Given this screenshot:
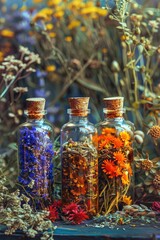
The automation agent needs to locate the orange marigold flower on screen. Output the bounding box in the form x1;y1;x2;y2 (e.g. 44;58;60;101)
101;160;117;178
119;131;130;142
112;137;123;148
114;151;126;163
104;134;116;143
122;195;132;205
102;128;116;135
121;172;130;185
115;166;122;177
98;139;110;150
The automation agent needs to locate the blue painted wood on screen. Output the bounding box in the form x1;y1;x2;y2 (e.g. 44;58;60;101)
0;222;160;240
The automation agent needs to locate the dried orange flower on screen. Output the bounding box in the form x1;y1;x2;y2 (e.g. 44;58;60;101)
99;139;110;149
114;151;126;163
112;137;123;148
102;127;116;135
122;195;132;205
101;160;117;178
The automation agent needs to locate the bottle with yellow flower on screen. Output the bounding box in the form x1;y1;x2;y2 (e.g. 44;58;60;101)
97;97;134;215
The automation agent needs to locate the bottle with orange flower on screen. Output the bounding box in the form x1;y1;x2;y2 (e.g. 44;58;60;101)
97;97;134;215
61;97;98;217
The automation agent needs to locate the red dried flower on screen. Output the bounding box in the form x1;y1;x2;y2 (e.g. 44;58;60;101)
62;202;79;215
48;205;59;222
62;202;89;224
66;209;89;224
152;201;160;213
51;200;62;208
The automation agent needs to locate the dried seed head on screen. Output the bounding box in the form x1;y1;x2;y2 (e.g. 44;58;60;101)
111;60;120;73
153;174;160;189
141;159;153;171
148;125;160;139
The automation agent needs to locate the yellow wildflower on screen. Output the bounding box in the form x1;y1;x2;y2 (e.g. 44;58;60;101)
65;36;72;42
47;0;61;7
68;20;81;30
81;26;87;32
85;1;94;7
97;8;107;16
33;8;53;22
46;23;54;30
0;29;14;38
91;13;98;19
40;8;53;15
33;0;43;3
54;10;64;18
46;65;56;72
81;7;97;15
49;32;56;38
68;1;84;10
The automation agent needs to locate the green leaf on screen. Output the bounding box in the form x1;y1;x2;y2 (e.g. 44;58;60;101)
76;78;107;93
8;143;18;150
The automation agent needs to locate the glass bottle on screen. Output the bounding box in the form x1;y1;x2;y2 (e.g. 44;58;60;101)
61;97;98;217
17;98;54;210
97;97;134;215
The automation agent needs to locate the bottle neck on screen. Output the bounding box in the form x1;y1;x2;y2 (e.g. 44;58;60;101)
26;114;45;122
103;109;124;119
67;108;90;122
25;109;46;122
69;114;88;123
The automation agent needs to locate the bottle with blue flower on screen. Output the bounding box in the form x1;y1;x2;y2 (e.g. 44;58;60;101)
17;98;54;210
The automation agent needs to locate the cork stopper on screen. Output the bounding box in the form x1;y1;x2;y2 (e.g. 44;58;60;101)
25;98;46;119
68;97;90;116
103;97;124;118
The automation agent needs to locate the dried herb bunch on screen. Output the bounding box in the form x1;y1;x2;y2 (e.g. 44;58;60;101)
61;138;98;217
87;203;159;229
106;0;160;124
0;46;41;147
0;174;55;240
0;46;41;100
